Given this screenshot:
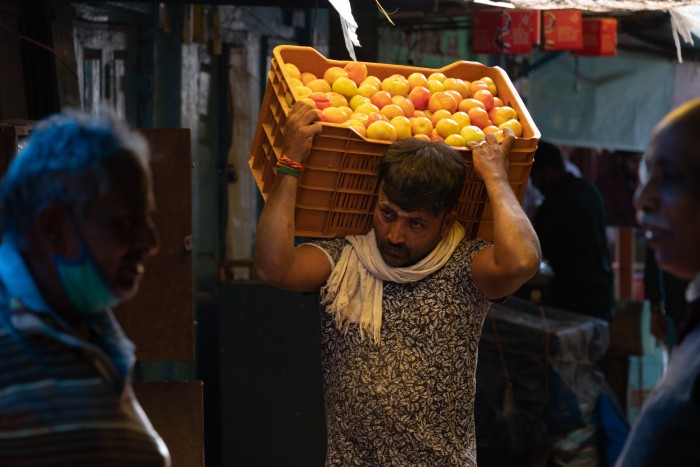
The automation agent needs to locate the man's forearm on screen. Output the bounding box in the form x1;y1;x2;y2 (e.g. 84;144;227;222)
253;172;299;282
484;174;541;277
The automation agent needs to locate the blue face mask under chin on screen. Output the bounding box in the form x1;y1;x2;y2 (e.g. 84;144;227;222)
52;223;119;317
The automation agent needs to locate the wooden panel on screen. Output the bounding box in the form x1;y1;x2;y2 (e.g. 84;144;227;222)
133;381;204;467
115;129;194;361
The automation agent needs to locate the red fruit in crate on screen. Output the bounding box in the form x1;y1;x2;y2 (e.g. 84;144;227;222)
370;91;393;109
407;86;431;111
467;107;492;129
343;61;368;85
473;89;495;111
309;91;331;110
428;92;458;114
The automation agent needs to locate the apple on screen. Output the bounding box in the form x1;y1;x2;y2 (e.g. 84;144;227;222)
428;91;458;114
366;120;397;141
410;116;433;136
349;95;370;110
444;133;466;147
426;79;445;94
493;96;504;108
391;96;415;118
427;72;447;82
326;92;348;108
489;106;517;126
467;107;492;129
356;84;377;98
338;106;354;119
482;125;500;136
361;76;382;89
344;119;367;137
381;75;410;97
370;90;393;109
429;129;444;142
285;63;301;80
413;133;432;142
349;112;370;127
306;78;332;93
407;72;428;90
380;104;405;120
407;86;431;111
354;102;381;115
324;66;348;85
390;116;412;139
445;90;463;106
322;107;348;124
458;98;486;113
332;77;358;98
313;108;326;121
451;111;471;128
367;112;388;126
443;78;470;99
299;97;317;109
435;118;461;138
287;77;304;89
430;109;453;127
344;61;368;85
460;125;486;143
469;80;489;96
479;76;498;96
309;91;331;110
472;89;495;111
498;119;523;137
300;72;317;85
294;85;313;100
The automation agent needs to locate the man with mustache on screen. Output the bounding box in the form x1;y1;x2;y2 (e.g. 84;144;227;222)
254;102;541;465
0;110;170;466
615;98;700;466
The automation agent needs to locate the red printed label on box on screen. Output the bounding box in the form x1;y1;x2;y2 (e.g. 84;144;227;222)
472;9;538;55
542;9;583;51
573;18;618;56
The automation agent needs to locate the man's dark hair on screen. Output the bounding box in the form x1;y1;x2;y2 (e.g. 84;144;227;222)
377;138;466;216
532;140;565;174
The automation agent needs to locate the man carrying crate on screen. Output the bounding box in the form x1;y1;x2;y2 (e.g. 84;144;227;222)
253;101;540;466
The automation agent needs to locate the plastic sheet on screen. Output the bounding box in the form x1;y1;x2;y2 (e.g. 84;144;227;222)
475;296;610;464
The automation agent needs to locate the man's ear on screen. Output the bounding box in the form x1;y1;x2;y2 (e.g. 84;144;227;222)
36;203;70;254
441;210;457;237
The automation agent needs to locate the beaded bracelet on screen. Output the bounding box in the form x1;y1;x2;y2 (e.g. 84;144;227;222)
278;153;304;172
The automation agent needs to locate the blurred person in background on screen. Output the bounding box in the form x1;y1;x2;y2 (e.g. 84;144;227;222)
529;140;614;320
0;110;170;466
616;98;700;466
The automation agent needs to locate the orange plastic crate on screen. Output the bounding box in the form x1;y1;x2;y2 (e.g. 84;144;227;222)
249;45;540;241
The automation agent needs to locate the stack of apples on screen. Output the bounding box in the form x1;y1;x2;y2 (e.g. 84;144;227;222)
282;61;524;147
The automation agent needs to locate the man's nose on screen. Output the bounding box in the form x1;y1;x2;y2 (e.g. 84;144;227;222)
386;220;407;245
633;178;658;214
135;219;160;257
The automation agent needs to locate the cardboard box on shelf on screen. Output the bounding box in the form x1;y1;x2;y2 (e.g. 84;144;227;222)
471;9;540;55
573;17;618;56
542;9;583;51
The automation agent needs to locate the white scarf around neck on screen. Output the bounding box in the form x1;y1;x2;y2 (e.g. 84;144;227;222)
319;222;465;344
